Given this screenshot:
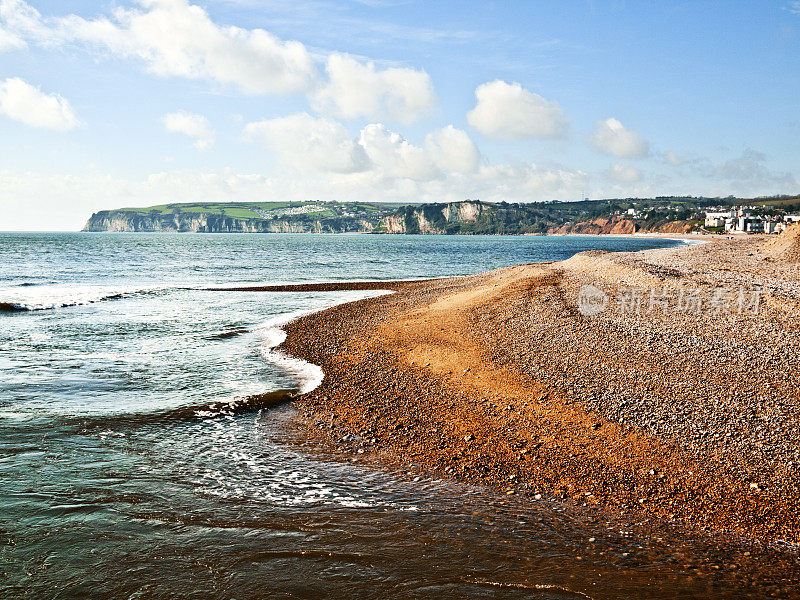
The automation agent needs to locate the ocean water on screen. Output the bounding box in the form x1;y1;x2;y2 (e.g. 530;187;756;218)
0;232;778;599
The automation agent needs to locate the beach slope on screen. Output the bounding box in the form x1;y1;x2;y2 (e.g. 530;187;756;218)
280;234;800;546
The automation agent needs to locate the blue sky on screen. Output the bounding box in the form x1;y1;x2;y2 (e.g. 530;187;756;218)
1;0;799;230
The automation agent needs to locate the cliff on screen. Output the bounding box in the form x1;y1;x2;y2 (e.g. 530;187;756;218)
548;216;639;235
379;201;529;235
84;199;704;235
83;210;375;233
548;216;696;235
82;202;397;233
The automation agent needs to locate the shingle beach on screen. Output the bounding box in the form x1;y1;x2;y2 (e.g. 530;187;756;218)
273;231;800;552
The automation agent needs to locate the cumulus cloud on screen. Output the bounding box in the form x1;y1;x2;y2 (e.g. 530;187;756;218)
358;124;479;180
466;80;569;140
606;163;643;184
1;0;318;95
423;125;481;174
590;117;649;158
162;111;214;149
358;123;438;180
311;53;436;124
2;1;440;123
245;114;478;182
0;77;79;130
243;113;370;173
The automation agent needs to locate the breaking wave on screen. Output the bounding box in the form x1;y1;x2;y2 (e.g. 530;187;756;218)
255;290;393;396
0;286;166;312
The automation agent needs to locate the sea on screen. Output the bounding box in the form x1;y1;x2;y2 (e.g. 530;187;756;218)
0;232;780;599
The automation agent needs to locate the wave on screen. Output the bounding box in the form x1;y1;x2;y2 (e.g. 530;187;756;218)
254;290;393;396
0;286;165;313
205;327;251;340
256;310;325;395
51;389;299;429
0;302;28;313
6;289;392;429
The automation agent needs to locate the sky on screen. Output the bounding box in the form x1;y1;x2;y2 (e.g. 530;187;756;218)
0;0;799;230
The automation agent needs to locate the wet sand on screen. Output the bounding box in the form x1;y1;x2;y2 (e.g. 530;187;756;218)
266;234;800;592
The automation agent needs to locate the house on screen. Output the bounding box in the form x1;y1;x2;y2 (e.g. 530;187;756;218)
724;215;765;233
704;210;734;227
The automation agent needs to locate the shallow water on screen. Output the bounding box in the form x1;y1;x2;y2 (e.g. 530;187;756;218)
1;233;788;599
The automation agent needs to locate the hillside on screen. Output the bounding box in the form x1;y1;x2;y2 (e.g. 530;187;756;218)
377;199;705;235
83;202;401;233
84;195;793;235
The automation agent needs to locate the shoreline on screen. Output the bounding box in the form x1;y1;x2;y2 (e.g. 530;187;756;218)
271;234;800;581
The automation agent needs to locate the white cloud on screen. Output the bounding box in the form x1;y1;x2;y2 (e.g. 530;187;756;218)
310;53;436;124
162;111;214;149
664;151;685;166
466;80;569;140
243;113;370;173
245;115;478;182
2;2;438;123
0;77;79;130
606;163;643;184
423;125;480;174
0;0;50;43
0;24;23;50
2;0;318;95
590;117;649;158
358;123;438;180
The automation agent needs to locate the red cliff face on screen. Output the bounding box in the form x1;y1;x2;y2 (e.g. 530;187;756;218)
653;221;694;233
548;216;696;235
548;216;639;235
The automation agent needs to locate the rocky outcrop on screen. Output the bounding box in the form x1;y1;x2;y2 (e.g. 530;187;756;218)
441;201;486;223
379;215;405;234
378;200;489;234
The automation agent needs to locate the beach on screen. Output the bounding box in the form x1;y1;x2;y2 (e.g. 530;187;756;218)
276;232;800;560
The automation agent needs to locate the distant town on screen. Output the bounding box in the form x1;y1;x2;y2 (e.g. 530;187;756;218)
701;207;800;234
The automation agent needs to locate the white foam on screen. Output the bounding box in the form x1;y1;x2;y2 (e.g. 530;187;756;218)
257;290;393;395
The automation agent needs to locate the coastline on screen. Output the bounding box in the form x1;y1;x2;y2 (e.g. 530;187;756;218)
275;236;800;557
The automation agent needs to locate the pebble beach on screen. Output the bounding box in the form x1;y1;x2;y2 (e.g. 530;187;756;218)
272;231;800;590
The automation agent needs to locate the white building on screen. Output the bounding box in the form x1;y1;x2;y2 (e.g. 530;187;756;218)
704;210;734;227
724;215;765;233
763;221;785;234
